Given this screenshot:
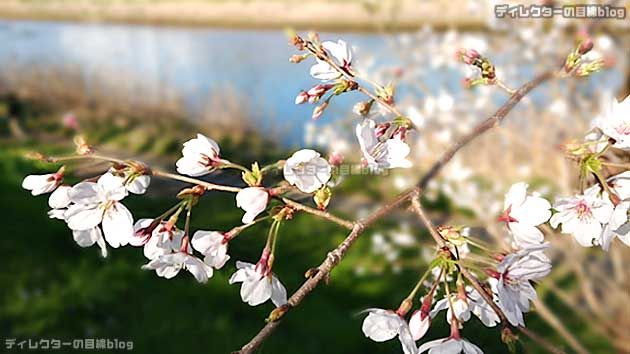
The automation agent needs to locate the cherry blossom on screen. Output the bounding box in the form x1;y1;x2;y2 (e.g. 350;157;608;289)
142;251;214;283
418;337;483;354
228;261;287;307
594;94;630;149
499;182;551;247
22;167;65;196
283;149;331;193
430;289;500;328
361;308;416;354
176;134;223;177
356;119;412;171
64;173;134;248
192;230;230;269
236;187;269;224
310;40;352;81
122;171;151;194
550;186;613;247
430;295;471;325
493;244;551;327
132;218;185;259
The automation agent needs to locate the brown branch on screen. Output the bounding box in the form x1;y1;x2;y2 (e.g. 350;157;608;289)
235;71;556;354
281;197;354;230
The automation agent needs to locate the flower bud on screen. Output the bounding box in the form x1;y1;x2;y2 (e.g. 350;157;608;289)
328;151;344;167
395;298;413;317
314;186;332;210
353;100;373;117
578;38;594;55
312;102;328;120
374;123;391;139
295;91;309;105
267;304;291;322
289;54;307;63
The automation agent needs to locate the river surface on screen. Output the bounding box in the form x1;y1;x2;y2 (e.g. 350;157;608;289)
0;20;625;145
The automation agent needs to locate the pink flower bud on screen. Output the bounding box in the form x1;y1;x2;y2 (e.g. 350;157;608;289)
295;91;309;105
312;102;328;120
459;48;480;65
307;84;332;97
393;127;407;141
328;151;344;167
461;78;473;89
374;123;391;139
62;113;79;130
578;38;594;55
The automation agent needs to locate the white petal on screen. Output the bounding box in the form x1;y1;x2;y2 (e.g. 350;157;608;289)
65;204;102;230
22;174;58;196
68;182;100;204
48;185;71;209
504;182;528;210
270;275;288;307
127;175;151;194
361;310;400;342
102;202;133;248
97;173;128;201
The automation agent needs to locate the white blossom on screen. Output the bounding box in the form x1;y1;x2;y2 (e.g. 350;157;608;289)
236;187;269;224
192;230;230;269
228;261;287;307
142;251;214;283
132;218;185;259
310;40;352;81
430;295;471;325
176;134;222;177
418;337;483;354
22;170;64;196
361;308;416;354
356;119;412;171
283;149;331;193
65;173;134;248
72;227;108;258
495;244;551;327
594;94;630;149
500;182;551;247
550;186;613;247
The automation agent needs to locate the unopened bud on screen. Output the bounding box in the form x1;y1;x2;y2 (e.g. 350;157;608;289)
295;91;309;105
328;151;344;167
374;123;391;139
289;54;307;64
73;135;93;155
396;298;413;317
352;100;373;117
314;186;332;210
578;38;594;55
312;102;328;120
267;304;291;322
459;48;481;65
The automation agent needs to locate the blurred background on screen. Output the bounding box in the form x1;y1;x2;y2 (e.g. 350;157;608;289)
1;1;629;353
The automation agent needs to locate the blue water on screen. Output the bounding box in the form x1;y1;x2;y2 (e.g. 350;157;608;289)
0;20;410;145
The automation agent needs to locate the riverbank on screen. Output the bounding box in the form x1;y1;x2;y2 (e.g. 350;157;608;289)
0;0;492;31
